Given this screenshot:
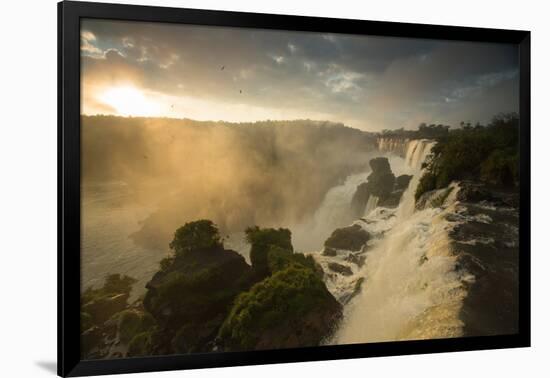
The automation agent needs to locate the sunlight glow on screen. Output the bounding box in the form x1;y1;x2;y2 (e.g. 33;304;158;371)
99;86;164;116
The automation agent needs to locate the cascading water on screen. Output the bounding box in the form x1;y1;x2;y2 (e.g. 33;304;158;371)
377;137;409;156
291;155;409;252
327;139;472;343
364;195;379;216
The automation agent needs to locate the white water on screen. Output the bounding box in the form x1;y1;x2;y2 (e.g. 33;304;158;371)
291;155;409;252
327;140;472;343
364;195;379;216
291;171;366;252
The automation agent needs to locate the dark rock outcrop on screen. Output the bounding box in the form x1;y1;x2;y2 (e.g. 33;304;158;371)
351;157;407;216
81;293;129;325
82;222;344;358
322;247;337;256
327;262;353;276
345;253;366;267
324;224;369;251
340;277;365;304
395;174;413;190
365;157;396;198
447;183;519;337
143;244;256;354
415;187;453;210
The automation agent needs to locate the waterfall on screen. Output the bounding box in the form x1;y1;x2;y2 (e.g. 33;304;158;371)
404;139;433;170
377;137;409;157
331;140;470;343
291;171;369;252
398;140;436;218
364;195;379;216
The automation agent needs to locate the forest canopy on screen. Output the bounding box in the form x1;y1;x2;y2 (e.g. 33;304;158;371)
415;112;519;200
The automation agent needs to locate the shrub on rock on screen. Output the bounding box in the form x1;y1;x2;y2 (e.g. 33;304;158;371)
245;226;293;276
127;332;153;357
218;265;342;351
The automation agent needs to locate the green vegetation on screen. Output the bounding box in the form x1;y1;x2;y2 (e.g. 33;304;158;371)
143;220;255;354
381;123;450;140
146;266;248;326
116;310;155;343
82;273;136;305
127;332;153;357
169;220;223;256
159;256;175;271
267;245;319;275
218;226;340;351
82;222;340;358
415;113;519;201
245;226;293;275
81;312;93;333
218;265;338;350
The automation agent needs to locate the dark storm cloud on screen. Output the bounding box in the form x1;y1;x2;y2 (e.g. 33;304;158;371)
81;19;519;130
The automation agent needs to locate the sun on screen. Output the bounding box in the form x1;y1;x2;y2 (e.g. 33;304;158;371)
99;86;163;116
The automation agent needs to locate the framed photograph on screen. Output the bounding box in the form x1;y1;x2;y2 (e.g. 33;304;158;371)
58;1;530;376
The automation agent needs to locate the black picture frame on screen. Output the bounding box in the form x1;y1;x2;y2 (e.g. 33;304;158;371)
58;1;531;376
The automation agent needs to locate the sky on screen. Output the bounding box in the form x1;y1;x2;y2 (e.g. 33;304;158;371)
81;19;519;131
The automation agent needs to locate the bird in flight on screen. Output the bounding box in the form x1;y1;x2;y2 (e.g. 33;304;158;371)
239;89;242;94
221;66;225;70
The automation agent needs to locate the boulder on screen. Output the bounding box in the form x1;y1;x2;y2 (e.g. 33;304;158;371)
322;247;337;256
81;293;129;325
324;224;369;251
345;253;366;267
327;262;353;276
81;326;103;356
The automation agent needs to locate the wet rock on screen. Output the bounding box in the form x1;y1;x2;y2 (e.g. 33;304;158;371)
345;253;366;267
324;224;370;251
351;157;401;216
81;326;103;356
378;189;405;208
327;262;353;276
322;247;337;256
340;277;365;304
415;187;453;210
448;186;519;337
456;183;494;203
395;174;413;190
81;293;129;325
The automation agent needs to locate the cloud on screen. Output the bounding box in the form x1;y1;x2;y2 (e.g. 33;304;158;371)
80;19;519;131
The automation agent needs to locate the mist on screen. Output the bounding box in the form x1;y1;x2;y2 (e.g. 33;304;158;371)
82;115;377;251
